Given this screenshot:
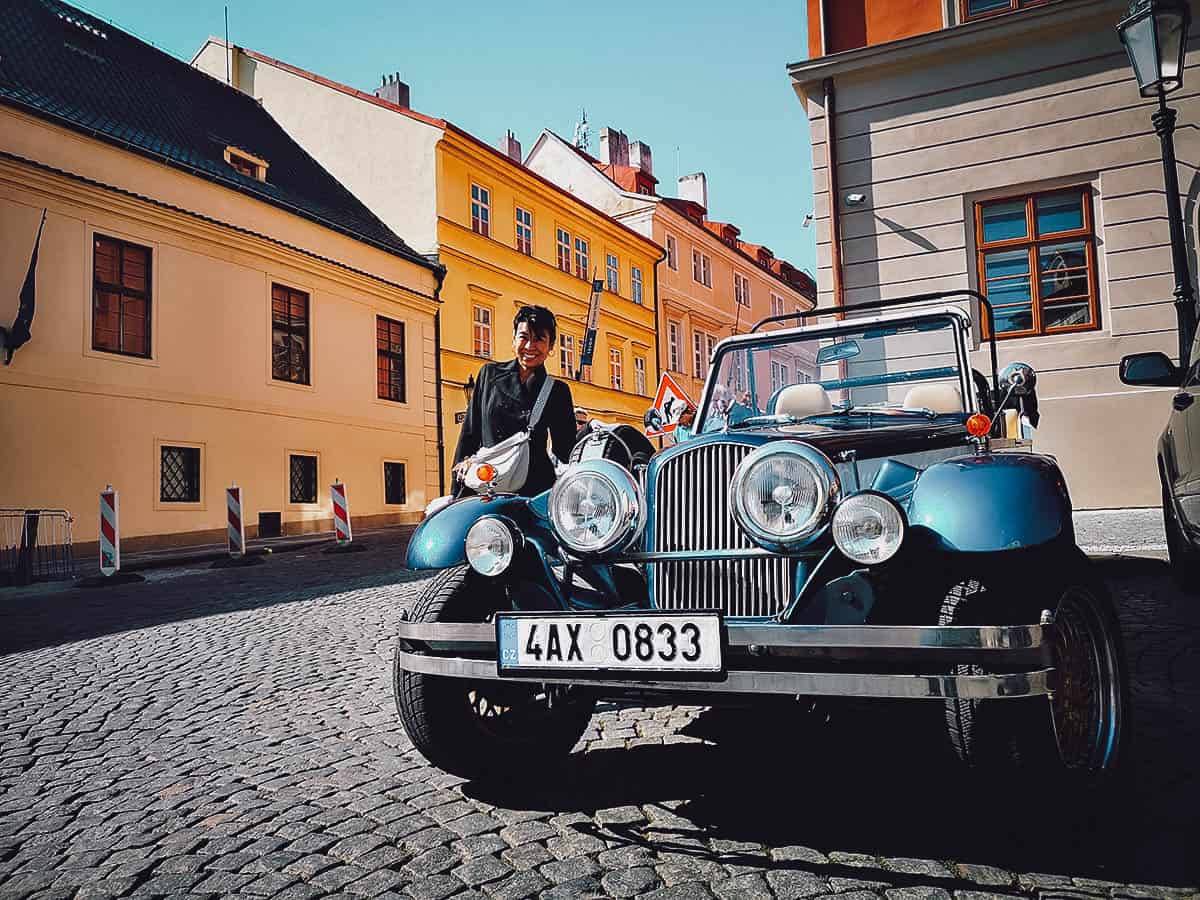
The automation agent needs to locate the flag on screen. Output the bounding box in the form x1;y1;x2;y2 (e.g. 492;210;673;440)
576;277;604;379
2;209;46;365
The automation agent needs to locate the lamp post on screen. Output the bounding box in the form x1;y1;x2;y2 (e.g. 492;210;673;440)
1118;0;1195;366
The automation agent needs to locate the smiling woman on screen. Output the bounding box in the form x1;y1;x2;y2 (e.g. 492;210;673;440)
452;304;577;497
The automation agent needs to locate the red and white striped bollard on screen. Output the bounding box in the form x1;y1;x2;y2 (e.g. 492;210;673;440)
99;485;120;576
331;480;352;545
226;484;246;558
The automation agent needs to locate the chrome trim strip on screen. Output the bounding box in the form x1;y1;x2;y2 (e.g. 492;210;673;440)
396;650;1054;700
396;621;1048;651
614;548;822;563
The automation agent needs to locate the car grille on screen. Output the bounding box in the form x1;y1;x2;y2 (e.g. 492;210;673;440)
650;441;794;617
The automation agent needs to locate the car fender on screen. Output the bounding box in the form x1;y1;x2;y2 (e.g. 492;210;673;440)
406;494;533;569
907;453;1073;552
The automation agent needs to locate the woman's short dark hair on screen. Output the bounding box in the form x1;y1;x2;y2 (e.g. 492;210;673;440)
513;305;557;346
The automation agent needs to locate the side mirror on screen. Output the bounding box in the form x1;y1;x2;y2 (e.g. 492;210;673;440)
1119;352;1180;387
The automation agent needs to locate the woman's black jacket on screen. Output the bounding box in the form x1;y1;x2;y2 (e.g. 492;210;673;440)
453;360;576;496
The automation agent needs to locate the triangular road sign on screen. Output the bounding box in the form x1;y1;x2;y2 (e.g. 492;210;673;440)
646;372;694;437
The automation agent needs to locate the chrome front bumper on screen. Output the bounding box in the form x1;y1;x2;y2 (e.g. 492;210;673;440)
396;619;1056;701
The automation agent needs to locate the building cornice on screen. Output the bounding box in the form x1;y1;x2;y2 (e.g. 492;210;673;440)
787;0;1126;86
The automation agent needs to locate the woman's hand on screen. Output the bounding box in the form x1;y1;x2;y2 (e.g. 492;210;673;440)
452;459;472;480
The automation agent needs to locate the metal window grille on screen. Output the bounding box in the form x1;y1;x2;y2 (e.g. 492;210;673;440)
376;316;406;402
289;454;318;504
160;445;201;502
384;462;407;505
93;235;152;358
272;284;310;384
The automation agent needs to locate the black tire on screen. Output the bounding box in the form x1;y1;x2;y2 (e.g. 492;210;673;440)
939;560;1127;784
1161;473;1200;591
394;566;596;779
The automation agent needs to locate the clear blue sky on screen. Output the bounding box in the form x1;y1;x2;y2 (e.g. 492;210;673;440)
74;0;817;275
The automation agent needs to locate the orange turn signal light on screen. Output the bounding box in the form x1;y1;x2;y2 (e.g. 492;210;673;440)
475;463;497;483
966;413;992;438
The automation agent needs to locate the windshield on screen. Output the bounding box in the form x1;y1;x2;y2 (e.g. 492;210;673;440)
697;313;971;432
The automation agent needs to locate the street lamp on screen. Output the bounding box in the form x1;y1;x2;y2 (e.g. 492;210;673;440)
1118;0;1195;365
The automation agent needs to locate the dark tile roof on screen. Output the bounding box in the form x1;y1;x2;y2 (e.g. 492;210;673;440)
0;0;434;270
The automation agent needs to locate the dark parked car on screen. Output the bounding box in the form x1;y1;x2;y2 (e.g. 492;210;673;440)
395;292;1126;783
1120;345;1200;585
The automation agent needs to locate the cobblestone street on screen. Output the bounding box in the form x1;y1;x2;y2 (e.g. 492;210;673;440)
1;537;1197;900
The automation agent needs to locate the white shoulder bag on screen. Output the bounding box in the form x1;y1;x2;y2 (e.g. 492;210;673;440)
463;374;556;494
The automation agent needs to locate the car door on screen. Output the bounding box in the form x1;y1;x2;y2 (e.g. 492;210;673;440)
1171;335;1200;534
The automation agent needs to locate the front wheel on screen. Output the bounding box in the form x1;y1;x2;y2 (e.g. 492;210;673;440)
939;561;1127;782
394;566;596;779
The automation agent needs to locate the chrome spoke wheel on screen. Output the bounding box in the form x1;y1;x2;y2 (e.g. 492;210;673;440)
1050;586;1123;771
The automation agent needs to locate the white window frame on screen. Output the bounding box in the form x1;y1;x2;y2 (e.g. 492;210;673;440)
560;333;577;378
634;355;647;395
574;237;590;280
470;183;490;237
610;347;623;390
472;304;492;358
606;253;620;293
556;227;572;273
515;206;533;255
735;272;751;307
666;234;678;270
668;320;682;372
631;266;644;304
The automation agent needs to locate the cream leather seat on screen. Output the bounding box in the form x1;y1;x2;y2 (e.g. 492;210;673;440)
902;383;963;414
775;383;833;418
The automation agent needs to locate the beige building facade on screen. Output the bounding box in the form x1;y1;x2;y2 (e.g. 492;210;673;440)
0;0;442;550
790;0;1199;510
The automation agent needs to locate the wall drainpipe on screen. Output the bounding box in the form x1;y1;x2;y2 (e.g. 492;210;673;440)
824;76;845;311
432;265;447;497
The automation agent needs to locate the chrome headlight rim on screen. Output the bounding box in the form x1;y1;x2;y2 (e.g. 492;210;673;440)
729;442;840;550
831;490;906;565
549;459;646;556
465;515;522;577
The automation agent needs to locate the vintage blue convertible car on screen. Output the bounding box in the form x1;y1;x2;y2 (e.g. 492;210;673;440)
394;292;1126;782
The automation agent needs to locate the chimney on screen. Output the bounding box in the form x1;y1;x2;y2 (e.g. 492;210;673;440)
628;141;652;175
373;72;410;109
500;130;522;163
599;127;629;166
678;172;708;211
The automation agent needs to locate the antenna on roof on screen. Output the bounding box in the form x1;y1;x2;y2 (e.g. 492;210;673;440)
224;6;230;85
572;108;589;152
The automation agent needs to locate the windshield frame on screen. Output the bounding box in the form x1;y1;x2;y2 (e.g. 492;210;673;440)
695;308;977;433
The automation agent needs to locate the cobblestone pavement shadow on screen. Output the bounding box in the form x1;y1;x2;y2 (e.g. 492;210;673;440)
0;546;1195;898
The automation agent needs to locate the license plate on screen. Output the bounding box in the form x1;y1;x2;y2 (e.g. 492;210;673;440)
496;612;723;677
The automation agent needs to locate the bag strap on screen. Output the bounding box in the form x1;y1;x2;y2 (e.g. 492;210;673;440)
528;374;556;430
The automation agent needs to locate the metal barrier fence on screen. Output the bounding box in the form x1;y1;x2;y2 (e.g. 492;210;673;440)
0;509;75;585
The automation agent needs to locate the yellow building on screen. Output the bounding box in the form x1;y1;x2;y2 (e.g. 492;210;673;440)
191;43;663;477
0;1;443;551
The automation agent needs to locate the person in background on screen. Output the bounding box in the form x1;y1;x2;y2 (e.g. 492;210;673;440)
453;305;576;496
672;403;697;444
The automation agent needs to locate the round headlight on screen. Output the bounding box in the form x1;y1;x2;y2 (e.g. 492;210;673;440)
832;492;905;565
465;516;519;576
730;443;839;549
549;460;645;555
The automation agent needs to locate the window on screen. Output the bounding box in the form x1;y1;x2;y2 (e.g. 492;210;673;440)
606;253;620;293
631;266;644;305
92;235;151;358
472;305;493;358
560;334;577;378
770;292;786;317
668;320;682;372
376;316;406;403
962;0;1049;22
515;206;533;255
574;237;590;279
556;228;572;273
975;186;1098;338
735;273;752;308
224;146;267;181
610;348;623;390
384;461;407;505
470;184;490;237
666;234;678;271
692;330;716;377
160;445;200;503
771;360;789;393
289;454;318;504
795;365;812;384
691;249;712;287
271;284;310;384
228;154;258;179
634;356;647;395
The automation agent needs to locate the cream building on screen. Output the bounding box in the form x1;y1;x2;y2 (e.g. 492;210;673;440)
0;0;442;551
790;0;1198;512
